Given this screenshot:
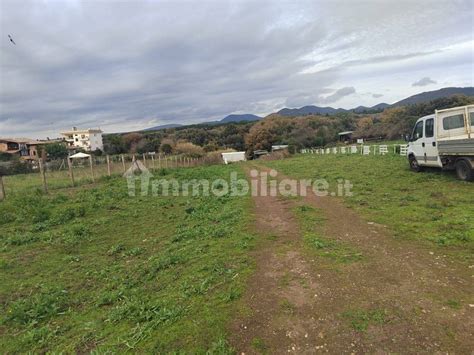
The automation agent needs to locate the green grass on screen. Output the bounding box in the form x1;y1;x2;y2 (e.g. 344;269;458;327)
251;337;268;353
0;164;254;353
293;204;364;264
260;154;474;260
445;299;462;310
279;299;296;315
342;308;389;332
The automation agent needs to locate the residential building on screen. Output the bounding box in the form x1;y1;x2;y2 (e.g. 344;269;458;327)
60;127;103;151
0;138;63;160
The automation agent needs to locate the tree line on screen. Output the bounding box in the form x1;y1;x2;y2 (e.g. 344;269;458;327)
102;94;474;157
2;94;473;175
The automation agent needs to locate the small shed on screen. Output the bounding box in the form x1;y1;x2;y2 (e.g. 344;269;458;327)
221;151;246;164
272;145;289;152
253;150;269;159
338;131;354;142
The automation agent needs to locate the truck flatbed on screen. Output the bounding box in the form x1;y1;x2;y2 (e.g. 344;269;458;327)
438;139;474;156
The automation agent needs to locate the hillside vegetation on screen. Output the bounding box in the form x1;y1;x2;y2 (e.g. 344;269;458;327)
103;94;474;157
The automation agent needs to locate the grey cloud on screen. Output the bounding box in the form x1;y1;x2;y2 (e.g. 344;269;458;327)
0;0;471;138
318;87;356;104
412;77;437;87
372;93;384;98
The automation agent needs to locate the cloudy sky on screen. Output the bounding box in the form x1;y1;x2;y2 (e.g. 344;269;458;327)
0;0;472;138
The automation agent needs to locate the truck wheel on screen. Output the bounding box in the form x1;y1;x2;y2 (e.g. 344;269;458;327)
409;155;423;172
455;159;474;181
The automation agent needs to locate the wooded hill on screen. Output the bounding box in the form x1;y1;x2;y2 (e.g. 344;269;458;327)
103;94;474;157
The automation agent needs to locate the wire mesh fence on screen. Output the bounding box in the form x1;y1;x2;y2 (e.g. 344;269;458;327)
0;153;209;200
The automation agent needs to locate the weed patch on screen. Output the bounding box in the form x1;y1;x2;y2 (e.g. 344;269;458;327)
342;308;388;332
2;287;69;326
294;204;363;264
0;165;255;352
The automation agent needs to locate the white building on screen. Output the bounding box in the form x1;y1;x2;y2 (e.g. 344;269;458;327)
61;127;103;151
221;151;246;164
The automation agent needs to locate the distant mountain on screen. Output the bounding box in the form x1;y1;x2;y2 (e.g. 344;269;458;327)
144;123;183;131
277;103;389;116
193;113;262;126
278;103;387;116
278;105;347;116
276;87;473;117
144;114;260;131
143;87;474;131
352;103;390;113
392;87;474;106
371;103;391;110
220;114;261;123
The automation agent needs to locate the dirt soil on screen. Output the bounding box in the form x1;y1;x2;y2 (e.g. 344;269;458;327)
229;165;473;354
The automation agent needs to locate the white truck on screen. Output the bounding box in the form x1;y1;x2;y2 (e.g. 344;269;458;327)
407;105;474;181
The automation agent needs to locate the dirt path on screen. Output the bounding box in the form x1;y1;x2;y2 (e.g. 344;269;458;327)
230;165;473;354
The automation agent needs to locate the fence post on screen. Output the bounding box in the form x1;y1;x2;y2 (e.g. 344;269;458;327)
89;156;95;182
67;157;75;186
121;154;126;173
38;158;48;194
151;154;155;170
106;155;111;176
142;153;146;167
0;175;5;201
158;154;162;169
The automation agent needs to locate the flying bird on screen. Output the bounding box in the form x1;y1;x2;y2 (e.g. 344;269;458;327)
8;34;16;45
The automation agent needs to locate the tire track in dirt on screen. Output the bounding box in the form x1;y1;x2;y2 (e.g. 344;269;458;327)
229;167;325;354
299;187;474;354
230;164;474;354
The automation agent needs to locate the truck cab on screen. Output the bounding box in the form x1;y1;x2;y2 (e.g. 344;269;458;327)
407;105;474;181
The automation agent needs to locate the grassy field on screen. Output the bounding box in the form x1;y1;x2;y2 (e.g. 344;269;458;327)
2;162;123;196
260;154;474;260
0;165;255;353
293;204;364;265
1;151;473;352
1;156;196;198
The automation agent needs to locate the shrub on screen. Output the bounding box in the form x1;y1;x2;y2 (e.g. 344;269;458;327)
174;142;205;158
0;152;14;161
259;150;290;161
0;161;34;175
